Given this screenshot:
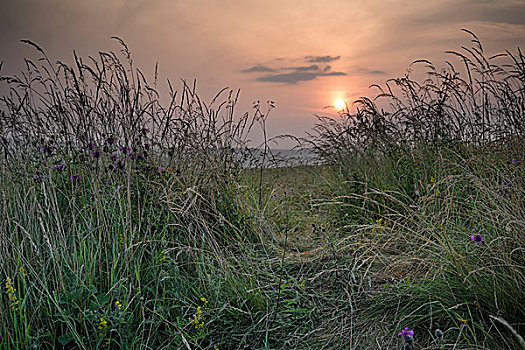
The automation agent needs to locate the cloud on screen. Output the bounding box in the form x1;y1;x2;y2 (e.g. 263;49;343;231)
353;67;387;75
284;64;319;72
305;55;341;63
241;64;277;73
257;71;346;84
363;69;386;75
245;54;346;84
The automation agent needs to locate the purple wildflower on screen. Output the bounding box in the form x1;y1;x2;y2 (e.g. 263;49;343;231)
91;150;102;159
116;162;125;170
156;166;164;173
33;175;44;182
83;142;96;151
141;128;149;135
501;179;512;196
43;146;55;154
105;136;116;145
471;234;484;245
144;143;150;150
130;153;144;161
120;146;130;154
110;154;119;162
70;174;83;181
53;163;66;172
398;327;414;338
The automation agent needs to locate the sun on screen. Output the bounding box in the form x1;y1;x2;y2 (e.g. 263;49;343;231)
334;98;346;110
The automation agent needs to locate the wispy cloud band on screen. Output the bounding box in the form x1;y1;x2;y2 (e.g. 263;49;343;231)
242;55;346;84
256;71;346;84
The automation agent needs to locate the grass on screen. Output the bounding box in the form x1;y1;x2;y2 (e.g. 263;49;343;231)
1;31;524;349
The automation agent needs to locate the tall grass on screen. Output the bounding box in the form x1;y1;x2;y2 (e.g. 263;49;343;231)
1;31;524;349
304;30;524;161
299;30;524;349
0;39;294;349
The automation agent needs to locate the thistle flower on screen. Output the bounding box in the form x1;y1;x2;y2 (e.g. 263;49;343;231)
105;136;116;145
83;142;96;151
398;327;414;338
471;233;484;244
42;146;55;154
91;150;102;159
130;153;144;161
53;163;66;172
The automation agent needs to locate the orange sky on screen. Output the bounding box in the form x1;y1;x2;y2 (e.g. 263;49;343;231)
1;0;525;147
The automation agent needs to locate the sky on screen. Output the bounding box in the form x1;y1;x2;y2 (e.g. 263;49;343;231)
1;0;525;147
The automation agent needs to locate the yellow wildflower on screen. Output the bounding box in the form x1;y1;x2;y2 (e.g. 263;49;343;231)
19;266;27;279
98;317;108;330
299;278;306;290
5;277;19;311
189;306;205;329
372;218;386;234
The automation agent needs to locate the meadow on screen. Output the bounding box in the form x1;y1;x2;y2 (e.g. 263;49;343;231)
1;31;524;349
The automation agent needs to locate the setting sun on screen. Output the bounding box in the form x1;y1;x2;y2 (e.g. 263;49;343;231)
334;98;346;110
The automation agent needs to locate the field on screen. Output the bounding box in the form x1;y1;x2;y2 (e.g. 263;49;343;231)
1;32;524;349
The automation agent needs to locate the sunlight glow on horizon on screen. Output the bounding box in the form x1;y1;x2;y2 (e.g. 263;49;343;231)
334;98;346;110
